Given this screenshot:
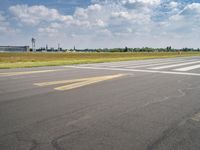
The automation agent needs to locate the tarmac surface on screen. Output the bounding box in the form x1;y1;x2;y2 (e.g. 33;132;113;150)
0;56;200;150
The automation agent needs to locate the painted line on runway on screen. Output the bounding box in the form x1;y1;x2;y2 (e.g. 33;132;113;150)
149;60;200;70
66;66;200;77
174;64;200;71
34;74;126;91
96;59;186;68
0;69;66;77
35;78;87;86
124;60;188;69
191;112;200;122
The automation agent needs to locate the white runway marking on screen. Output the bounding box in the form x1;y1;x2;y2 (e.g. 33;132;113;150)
124;60;187;69
149;60;200;70
66;66;200;77
97;59;184;68
174;64;200;71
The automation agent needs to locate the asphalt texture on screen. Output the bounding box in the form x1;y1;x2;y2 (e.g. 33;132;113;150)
0;56;200;150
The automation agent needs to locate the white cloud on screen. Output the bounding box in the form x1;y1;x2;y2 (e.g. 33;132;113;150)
94;19;106;27
111;11;132;20
38;22;62;34
180;3;200;16
152;2;200;47
168;1;179;9
9;5;73;25
0;11;17;34
121;0;160;8
74;8;88;19
88;4;102;11
74;3;104;22
169;3;200;23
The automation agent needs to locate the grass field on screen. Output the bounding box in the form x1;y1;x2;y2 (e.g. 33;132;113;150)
0;52;200;69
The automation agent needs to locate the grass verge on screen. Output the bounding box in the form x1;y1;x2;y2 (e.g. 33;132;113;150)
0;52;199;69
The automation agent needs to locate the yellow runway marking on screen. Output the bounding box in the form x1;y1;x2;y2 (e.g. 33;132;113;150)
0;69;65;77
191;112;200;122
34;74;126;91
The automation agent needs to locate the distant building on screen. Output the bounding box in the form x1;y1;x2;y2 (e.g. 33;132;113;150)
0;46;30;52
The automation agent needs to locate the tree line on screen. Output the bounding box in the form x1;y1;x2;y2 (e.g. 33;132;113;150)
32;46;200;52
78;47;200;52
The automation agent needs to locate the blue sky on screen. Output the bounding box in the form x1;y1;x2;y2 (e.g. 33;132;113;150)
0;0;200;49
0;0;91;14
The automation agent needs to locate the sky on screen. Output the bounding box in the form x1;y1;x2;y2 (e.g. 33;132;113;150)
0;0;200;49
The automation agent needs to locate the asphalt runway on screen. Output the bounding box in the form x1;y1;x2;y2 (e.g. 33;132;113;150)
1;56;200;150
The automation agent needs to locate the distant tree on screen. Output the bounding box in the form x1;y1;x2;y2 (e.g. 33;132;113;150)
166;46;172;51
124;46;128;52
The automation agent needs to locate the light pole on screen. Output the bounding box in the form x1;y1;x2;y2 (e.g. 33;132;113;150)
58;43;60;51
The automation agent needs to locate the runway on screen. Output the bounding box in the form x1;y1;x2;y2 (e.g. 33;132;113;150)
1;56;200;150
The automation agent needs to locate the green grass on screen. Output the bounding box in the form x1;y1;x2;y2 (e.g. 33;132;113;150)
0;52;200;69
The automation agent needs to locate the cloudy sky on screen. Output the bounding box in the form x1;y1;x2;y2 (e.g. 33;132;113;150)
0;0;200;49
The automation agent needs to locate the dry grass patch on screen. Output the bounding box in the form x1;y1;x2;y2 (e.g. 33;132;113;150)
0;52;199;69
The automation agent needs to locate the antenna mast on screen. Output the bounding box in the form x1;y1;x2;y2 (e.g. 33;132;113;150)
31;38;36;52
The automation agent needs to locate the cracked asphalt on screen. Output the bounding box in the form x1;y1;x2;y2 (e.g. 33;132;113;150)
1;57;200;150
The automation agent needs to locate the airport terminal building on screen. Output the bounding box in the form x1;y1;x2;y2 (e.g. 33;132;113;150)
0;46;29;52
